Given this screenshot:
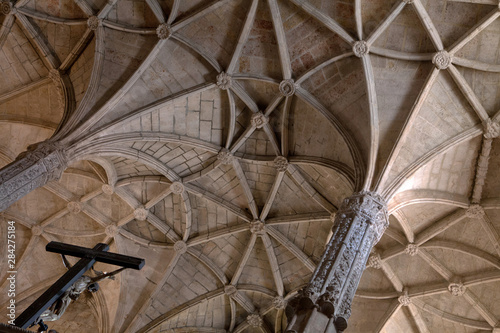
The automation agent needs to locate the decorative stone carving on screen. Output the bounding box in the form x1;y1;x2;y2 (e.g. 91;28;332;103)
247;314;263;327
217;148;234;165
273;156;288;172
484;119;500;139
1;1;13;15
170;181;185;194
156;23;171;40
251;112;269;129
31;225;43;236
398;292;411;306
174;240;187;254
273;296;286;310
403;0;413;4
249;220;265;235
105;224;119;237
67;201;82;214
224;285;238;297
216;72;232;90
134;207;149;221
102;184;114;195
353;41;369;57
285;191;388;332
432;50;452;70
87;16;100;30
448;282;466;296
366;252;382;269
466;204;485;219
279;79;296;97
329;212;336;223
405;243;419;256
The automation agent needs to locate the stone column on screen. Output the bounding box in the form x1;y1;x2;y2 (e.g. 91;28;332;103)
0;140;67;211
285;191;388;333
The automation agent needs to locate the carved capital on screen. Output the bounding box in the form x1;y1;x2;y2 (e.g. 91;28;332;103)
170;181;185;194
67;201;82;214
174;240;187;254
274;156;289;172
216;72;232;90
249;220;265;235
484;119;500;139
102;184;114;195
432;50;452;70
448;282;466;296
134;207;149;221
105;224;119;237
279;79;296;96
366;252;382;269
224;284;238;297
247;314;263;327
251;112;269;129
87;16;100;30
273;296;286;310
353;41;369;57
156;23;171;40
466;204;485;219
217;148;234;165
405;243;419;256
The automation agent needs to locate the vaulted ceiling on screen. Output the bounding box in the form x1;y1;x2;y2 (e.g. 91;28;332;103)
1;0;500;332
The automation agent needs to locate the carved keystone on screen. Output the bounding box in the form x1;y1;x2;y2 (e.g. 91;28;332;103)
366;252;382;269
1;1;13;15
67;201;82;214
134;207;148;221
405;243;419;256
216;72;232;90
484;119;500;139
224;285;238;297
31;225;43;236
466;204;485;219
174;240;187;254
102;184;114;195
105;224;119;237
272;296;286;310
448;282;466;296
170;181;185;194
249;220;265;235
217;148;234;165
273;156;288;172
156;23;171;40
279;79;296;97
87;16;100;30
353;41;369;57
250;112;269;129
247;314;263;327
398;292;411;306
432;50;452;70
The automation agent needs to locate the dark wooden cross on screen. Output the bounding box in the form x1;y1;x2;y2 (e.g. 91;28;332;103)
14;242;145;329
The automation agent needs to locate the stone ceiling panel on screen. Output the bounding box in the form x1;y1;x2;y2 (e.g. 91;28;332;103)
457;65;500;118
385;252;447;287
418;293;485;323
398;203;458;235
237;237;277;291
23;0;87;19
481;139;500;199
424;247;497;278
109;156;162;179
361;0;400;38
456;16;500;65
239;159;276;209
106;0;160;28
307;0;356;37
380;307;418;333
69;36;95;108
348;298;396;333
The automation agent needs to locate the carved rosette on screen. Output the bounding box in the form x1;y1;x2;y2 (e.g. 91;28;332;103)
1;1;13;15
273;296;286;310
216;72;232;90
466;204;485;219
405;243;419;256
398;292;411;306
105;224;119;237
156;23;171;40
67;201;82;214
247;314;263;327
102;184;114;195
353;41;369;57
224;285;238;297
273;156;288;172
484;119;500;139
31;225;43;236
279;79;296;97
251;112;269;129
432;50;452;70
134;207;149;221
286;192;388;331
217;148;234;165
87;16;100;30
366;252;382;269
170;181;185;194
174;240;187;254
249;220;265;235
448;282;466;296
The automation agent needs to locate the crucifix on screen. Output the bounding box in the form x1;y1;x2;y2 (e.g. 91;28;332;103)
12;241;145;331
